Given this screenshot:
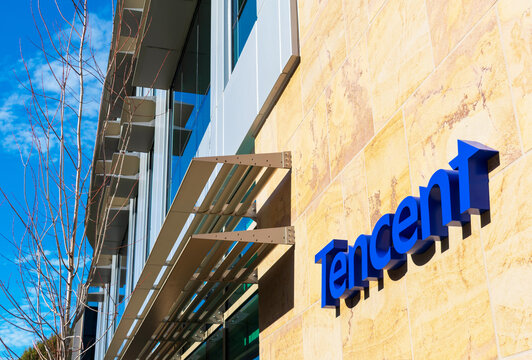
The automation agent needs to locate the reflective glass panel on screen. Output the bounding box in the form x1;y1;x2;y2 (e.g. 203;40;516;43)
226;295;259;360
187;326;224;360
168;0;211;210
231;0;257;69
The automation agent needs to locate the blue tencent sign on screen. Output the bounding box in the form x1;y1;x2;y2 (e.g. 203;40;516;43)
315;140;499;308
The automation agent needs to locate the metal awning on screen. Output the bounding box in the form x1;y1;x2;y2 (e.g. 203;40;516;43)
91;152;139;255
104;152;292;360
106;52;135;121
87;290;125;303
88;254;113;288
141;227;294;357
87;290;105;303
85;0;146;249
97;120;120;161
119;96;156;152
90;264;128;288
101;152;140;200
120;96;156;123
92;266;112;286
132;0;198;89
99;205;130;255
120;8;143;40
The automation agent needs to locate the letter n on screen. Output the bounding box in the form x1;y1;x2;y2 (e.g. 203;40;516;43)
347;235;381;295
419;169;470;241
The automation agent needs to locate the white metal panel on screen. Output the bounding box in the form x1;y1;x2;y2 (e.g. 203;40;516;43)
216;99;224;155
103;285;111;352
125;198;136;301
195;121;215;208
279;0;299;71
95;300;103;360
257;0;281;109
257;0;267;14
133;153;149;285
222;26;259;155
196;121;213;158
149;90;169;250
108;255;118;337
223;0;232;88
209;0;300;157
211;0;223;117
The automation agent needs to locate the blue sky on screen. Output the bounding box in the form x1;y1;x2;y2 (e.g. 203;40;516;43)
0;0;112;356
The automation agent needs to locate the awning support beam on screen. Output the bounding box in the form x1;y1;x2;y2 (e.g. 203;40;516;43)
194;152;292;169
191;226;295;245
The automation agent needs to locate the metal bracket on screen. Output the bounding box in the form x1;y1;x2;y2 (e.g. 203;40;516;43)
190;330;205;342
191;226;295;245
191;271;257;284
208;310;223;325
191;201;256;218
194;152;292;169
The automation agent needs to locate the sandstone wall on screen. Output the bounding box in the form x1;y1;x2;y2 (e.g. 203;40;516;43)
255;0;531;358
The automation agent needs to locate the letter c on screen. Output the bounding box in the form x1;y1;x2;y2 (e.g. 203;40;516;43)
392;196;432;254
370;214;405;270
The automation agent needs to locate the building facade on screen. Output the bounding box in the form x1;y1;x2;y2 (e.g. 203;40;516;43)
80;0;532;359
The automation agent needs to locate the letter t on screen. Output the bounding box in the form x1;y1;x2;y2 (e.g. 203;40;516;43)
448;140;499;215
315;239;348;308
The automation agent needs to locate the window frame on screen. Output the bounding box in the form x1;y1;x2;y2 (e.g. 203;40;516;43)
230;0;257;69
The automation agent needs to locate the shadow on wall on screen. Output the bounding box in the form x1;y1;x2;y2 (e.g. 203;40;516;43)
343;210;492;311
257;171;294;332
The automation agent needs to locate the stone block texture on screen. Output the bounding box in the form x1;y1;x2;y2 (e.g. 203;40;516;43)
255;0;532;358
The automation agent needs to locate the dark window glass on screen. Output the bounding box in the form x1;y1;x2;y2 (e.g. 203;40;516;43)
185;293;259;360
226;295;259;360
187;327;224;360
227;283;253;309
231;0;257;69
168;0;211;210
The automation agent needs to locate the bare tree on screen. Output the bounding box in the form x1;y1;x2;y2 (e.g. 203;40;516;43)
0;0;146;358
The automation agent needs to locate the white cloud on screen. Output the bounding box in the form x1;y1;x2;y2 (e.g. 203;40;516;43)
14;249;52;265
0;7;112;358
0;318;35;355
0;10;112;157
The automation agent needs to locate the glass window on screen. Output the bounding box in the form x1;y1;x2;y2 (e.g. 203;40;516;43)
168;0;212;209
227;283;253;309
226;294;259;360
188;327;224;360
231;0;257;69
186;295;259;360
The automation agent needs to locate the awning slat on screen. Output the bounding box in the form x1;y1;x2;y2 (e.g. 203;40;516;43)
196;164;234;213
196;242;233;281
179;242;259;324
167;230;251;329
170;243;267;349
223;166;263;215
207;242;248;283
176;244;275;348
210;165;249;214
105;152;292;360
236;167;277;216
